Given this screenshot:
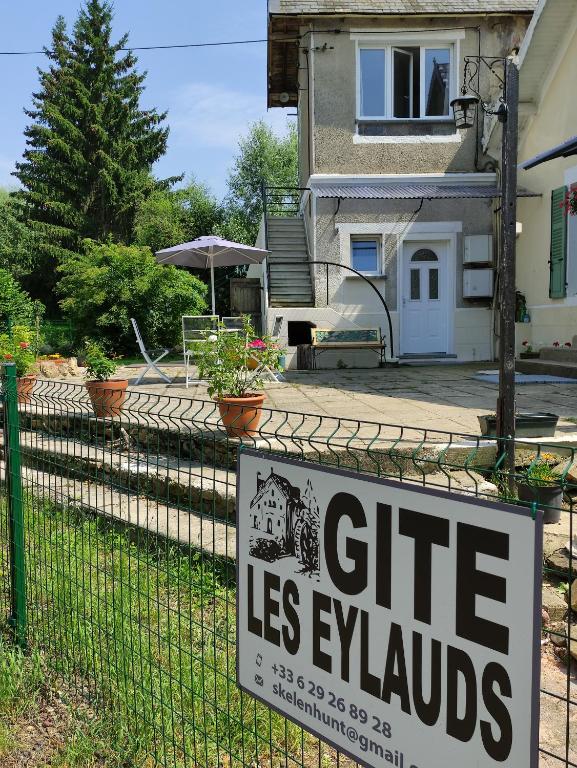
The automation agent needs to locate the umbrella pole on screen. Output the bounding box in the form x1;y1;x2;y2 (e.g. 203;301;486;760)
210;263;216;316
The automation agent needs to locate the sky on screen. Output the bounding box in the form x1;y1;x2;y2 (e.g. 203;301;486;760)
0;0;293;199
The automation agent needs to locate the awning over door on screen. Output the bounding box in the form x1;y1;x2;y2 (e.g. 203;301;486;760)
311;183;540;200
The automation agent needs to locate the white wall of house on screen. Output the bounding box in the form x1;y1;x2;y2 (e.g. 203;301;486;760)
516;6;577;350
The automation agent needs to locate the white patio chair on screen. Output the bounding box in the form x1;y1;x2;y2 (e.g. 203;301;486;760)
221;316;245;333
131;318;172;385
248;315;286;384
182;315;219;387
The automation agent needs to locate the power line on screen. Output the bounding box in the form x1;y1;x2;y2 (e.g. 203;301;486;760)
0;38;268;56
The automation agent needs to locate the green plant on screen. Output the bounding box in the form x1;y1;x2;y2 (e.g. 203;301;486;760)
14;1;173;307
58;241;206;353
0;326;37;377
0;268;43;330
197;316;284;399
84;342;118;381
522;460;562;487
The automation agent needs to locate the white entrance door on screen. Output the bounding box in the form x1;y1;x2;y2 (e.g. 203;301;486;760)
401;241;448;355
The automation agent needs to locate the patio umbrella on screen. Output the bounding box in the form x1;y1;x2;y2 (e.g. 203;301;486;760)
155;235;269;315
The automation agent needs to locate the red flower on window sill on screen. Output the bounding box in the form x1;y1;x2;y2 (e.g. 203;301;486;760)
562;189;577;216
553;341;560;347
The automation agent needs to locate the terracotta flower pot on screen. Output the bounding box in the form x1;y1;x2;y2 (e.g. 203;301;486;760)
85;379;128;418
216;393;265;438
16;375;36;405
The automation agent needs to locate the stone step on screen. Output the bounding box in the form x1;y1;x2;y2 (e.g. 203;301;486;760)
1;461;236;560
15;432;238;522
538;347;577;363
269;264;310;273
517;359;577;380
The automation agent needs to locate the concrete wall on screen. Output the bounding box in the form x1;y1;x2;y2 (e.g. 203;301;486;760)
297;15;530;180
516;20;577;350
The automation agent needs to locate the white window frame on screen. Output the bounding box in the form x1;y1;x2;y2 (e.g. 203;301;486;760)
354;29;463;122
350;235;382;276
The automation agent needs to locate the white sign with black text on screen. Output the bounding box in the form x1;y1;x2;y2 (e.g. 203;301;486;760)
236;449;541;768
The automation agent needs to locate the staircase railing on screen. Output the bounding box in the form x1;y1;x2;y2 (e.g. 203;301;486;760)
262;185;309;218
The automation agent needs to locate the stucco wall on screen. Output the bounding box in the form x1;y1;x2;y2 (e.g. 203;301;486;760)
299;16;529;178
516;22;577;338
314;196;493;306
311;196;494;359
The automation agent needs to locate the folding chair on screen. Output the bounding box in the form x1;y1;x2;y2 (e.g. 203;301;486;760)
131;318;172;385
182;315;219;387
249;315;286;384
221;316;244;333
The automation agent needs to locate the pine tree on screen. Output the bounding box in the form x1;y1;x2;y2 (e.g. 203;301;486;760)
14;1;172;305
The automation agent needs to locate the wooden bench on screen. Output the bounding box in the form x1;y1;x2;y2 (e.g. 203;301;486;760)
310;328;386;369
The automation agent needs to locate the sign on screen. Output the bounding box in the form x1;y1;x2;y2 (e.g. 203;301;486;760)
236;450;541;768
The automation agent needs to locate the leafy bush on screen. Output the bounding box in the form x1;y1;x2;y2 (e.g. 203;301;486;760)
57;241;207;353
84;342;119;381
0;268;43;330
0;326;36;377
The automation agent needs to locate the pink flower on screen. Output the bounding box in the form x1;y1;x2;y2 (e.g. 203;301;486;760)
553;341;560;347
3;353;13;360
19;342;30;349
522;340;528;347
248;339;266;350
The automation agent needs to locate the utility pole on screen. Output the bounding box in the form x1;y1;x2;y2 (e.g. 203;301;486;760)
496;56;519;490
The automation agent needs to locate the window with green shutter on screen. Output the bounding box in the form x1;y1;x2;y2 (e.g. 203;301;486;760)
549;185;567;298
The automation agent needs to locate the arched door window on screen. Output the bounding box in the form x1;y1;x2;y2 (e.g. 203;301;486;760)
411;248;438;262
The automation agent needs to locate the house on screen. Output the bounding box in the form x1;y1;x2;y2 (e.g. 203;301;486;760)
250;468;301;547
249;469;320;570
255;0;539;368
509;0;577;361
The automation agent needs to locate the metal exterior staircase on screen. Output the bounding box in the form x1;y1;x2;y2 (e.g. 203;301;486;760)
267;217;314;307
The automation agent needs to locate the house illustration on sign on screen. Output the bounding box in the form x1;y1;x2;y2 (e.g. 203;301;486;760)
249;468;320;575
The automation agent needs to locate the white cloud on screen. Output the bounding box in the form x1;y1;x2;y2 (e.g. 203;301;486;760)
168;82;293;151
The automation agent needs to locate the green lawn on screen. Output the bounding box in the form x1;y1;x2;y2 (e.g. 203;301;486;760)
0;494;319;768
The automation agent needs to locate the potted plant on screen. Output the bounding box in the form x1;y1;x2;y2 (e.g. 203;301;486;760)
84;342;128;418
0;325;37;404
519;340;540;359
517;460;563;524
198;317;284;438
478;412;559;438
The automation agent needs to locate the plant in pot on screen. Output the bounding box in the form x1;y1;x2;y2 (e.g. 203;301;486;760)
84;342;128;418
520;340;540;359
0;325;37;404
516;460;564;524
197;317;284;438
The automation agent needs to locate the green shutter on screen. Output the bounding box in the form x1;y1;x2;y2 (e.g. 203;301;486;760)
549;185;568;298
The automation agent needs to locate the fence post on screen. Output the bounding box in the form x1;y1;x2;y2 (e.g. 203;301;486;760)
1;363;27;648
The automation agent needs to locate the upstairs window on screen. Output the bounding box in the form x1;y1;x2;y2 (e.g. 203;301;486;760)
358;42;454;120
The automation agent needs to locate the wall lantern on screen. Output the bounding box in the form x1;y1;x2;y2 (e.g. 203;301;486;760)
450;91;480;129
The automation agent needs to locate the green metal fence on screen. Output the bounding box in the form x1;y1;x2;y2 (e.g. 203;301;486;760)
0;363;575;766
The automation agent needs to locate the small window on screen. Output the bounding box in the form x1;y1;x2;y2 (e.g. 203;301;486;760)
412;248;438;262
425;49;451;117
429;268;439;300
410;269;420;300
351;238;380;274
360;49;386;118
267;518;273;534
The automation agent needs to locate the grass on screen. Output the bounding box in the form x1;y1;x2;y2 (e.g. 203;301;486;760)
0;493;320;768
